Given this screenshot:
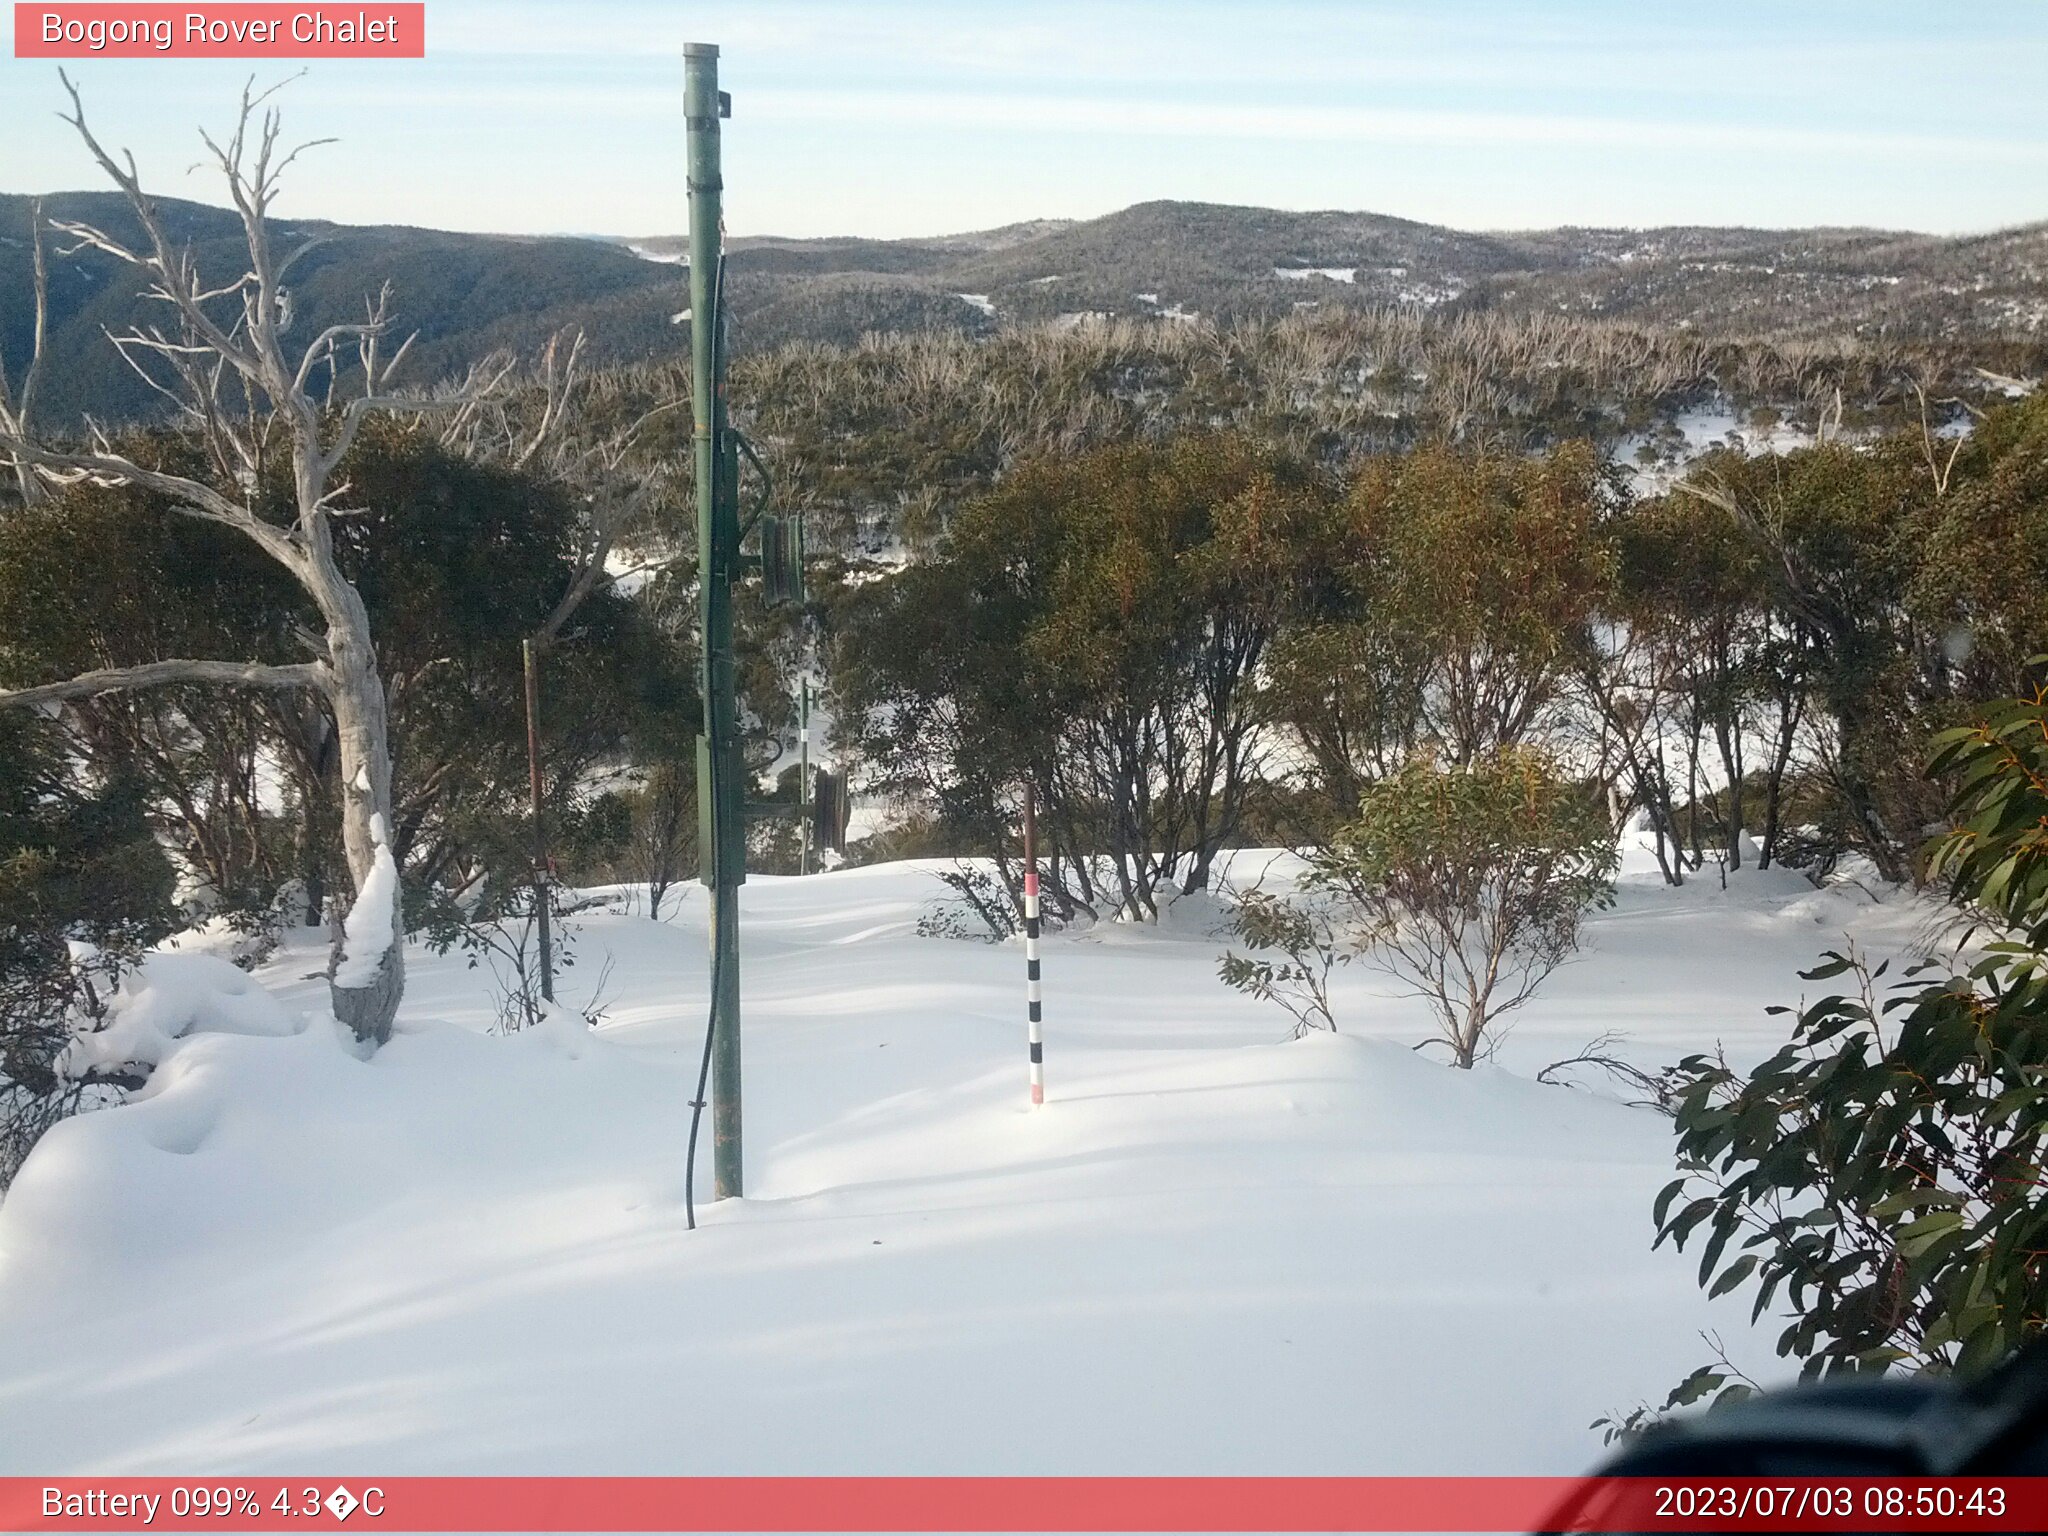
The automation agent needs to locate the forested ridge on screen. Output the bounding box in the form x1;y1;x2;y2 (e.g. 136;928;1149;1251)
7;191;2045;426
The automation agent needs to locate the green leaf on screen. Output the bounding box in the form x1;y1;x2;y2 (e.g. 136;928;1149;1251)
1661;1366;1726;1411
1652;1177;1688;1230
1708;1253;1760;1298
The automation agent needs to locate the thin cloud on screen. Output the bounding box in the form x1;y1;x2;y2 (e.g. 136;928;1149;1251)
3;1;2043;236
747;88;2048;166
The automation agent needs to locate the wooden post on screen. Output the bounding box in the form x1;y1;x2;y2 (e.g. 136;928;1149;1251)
522;636;555;1005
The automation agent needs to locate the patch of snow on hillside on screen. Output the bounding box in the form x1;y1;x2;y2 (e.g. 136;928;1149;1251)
1974;369;2036;398
1614;402;1821;495
1274;266;1357;283
604;545;663;598
955;293;996;316
1133;292;1197;323
626;244;688;267
1394;281;1463;307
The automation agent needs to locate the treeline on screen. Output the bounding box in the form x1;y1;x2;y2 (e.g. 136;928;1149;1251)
2;325;2044;1202
6;341;2041;950
563;310;2027;570
832;387;2048;915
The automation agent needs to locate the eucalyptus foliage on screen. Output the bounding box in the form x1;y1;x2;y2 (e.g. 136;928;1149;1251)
1652;682;2048;1407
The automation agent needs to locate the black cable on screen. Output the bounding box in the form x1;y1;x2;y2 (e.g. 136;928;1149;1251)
711;250;727;386
684;931;722;1232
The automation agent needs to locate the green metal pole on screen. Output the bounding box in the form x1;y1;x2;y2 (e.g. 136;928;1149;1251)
686;42;743;1201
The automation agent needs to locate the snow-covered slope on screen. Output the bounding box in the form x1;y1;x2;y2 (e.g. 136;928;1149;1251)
0;848;1935;1475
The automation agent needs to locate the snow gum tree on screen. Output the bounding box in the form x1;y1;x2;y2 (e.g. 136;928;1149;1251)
1592;485;1812;883
0;78;464;1043
1667;442;1930;883
1264;440;1617;829
837;433;1329;919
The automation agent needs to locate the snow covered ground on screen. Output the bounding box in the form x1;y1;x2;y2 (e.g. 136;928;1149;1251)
1273;266;1357;283
0;845;1937;1476
1613;403;1821;495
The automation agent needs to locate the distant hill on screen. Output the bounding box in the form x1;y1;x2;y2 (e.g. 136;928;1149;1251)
701;201;2048;342
5;192;2044;426
0;191;690;425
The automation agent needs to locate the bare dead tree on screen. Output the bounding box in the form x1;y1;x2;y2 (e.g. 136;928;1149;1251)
443;328;687;655
1909;377;1969;499
537;382;687;653
0;197;51;506
0;75;474;1043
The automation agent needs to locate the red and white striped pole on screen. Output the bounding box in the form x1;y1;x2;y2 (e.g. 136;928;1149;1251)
1023;780;1044;1107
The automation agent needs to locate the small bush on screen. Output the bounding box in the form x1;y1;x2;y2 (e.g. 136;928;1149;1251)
422;877;606;1034
1320;747;1615;1066
1;717;174;1189
1218;884;1342;1037
916;864;1020;944
1651;683;2048;1410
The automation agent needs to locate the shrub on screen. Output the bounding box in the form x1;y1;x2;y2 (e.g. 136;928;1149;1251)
1218;884;1341;1037
1221;747;1616;1062
916;864;1021;944
1651;682;2048;1406
0;714;174;1189
1325;747;1616;1066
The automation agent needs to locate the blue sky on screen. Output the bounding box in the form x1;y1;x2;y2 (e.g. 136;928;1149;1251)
3;1;2045;238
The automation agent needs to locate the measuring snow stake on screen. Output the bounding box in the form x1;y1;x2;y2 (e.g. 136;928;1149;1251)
1023;782;1044;1106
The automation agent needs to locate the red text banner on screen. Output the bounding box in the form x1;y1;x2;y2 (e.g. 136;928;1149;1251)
3;1477;2047;1532
13;5;425;58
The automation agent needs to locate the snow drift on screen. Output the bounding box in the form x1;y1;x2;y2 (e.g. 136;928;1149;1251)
0;847;1937;1475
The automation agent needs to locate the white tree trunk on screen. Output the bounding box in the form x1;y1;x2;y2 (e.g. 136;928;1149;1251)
323;584;404;1044
0;76;500;1049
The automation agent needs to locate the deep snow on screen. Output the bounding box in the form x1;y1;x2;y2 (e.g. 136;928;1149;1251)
0;846;1938;1475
